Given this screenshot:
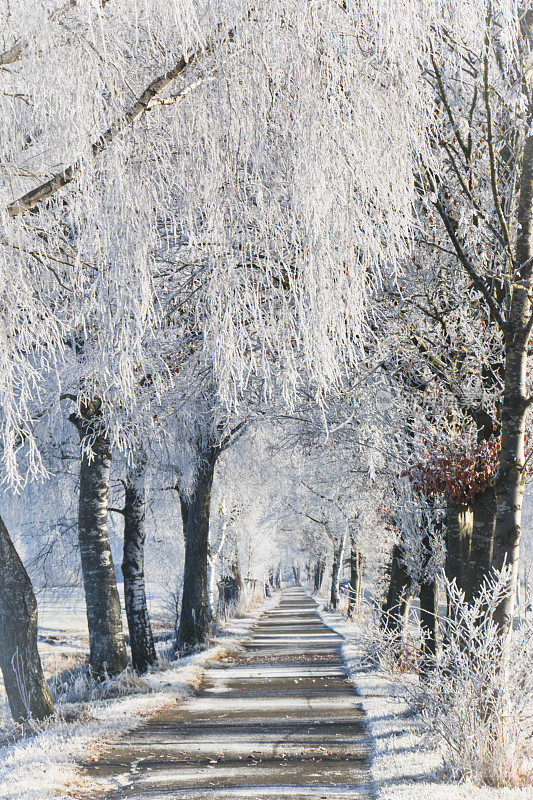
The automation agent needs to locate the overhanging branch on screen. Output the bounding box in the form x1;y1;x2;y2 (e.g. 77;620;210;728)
8;53;193;216
6;31;233;216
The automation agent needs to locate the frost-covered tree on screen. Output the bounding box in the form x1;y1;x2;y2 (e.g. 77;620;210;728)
1;0;530;720
412;3;533;634
0;0;435;663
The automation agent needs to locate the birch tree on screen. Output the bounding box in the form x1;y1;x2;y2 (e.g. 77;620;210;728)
415;3;533;634
120;459;157;674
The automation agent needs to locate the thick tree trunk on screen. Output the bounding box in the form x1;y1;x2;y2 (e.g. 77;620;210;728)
0;516;54;723
71;405;128;677
445;501;472;591
177;446;218;647
174;492;190;635
493;132;533;636
122;467;156;674
463;485;496;603
330;529;347;609
180;496;189;536
381;542;411;635
348;545;364;618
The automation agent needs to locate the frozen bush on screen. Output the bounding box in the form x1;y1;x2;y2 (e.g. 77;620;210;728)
363;601;420;674
52;667;150;705
418;570;533;787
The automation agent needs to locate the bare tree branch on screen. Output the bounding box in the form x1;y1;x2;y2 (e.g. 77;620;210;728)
432;193;507;332
218;419;247;454
7;49;204;217
483;29;514;261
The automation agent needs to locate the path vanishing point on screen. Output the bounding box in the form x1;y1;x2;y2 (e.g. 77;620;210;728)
84;587;374;799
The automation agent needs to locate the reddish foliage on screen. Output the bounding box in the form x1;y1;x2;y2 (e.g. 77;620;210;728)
407;437;501;503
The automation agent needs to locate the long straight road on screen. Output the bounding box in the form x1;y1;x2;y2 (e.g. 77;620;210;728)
85;588;374;799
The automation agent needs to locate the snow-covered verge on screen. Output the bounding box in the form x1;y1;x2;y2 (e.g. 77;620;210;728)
0;594;277;800
0;583;180;734
320;606;533;800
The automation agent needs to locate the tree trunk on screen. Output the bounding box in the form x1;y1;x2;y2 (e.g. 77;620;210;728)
266;568;276;595
0;516;54;723
330;529;347;609
180;496;189;536
71;405;128;677
122;466;156;674
313;559;320;592
208;555;218;616
399;589;414;632
419;573;439;677
208;523;228;617
313;556;325;593
420;508;440;676
230;541;244;595
463;485;496;603
381;542;411;635
492;131;533;636
177;445;218;647
445;501;472;592
219;538;243;609
348;545;363;618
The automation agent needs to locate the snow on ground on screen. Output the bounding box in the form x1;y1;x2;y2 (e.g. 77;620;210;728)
320;605;533;800
0;582;195;733
0;593;276;800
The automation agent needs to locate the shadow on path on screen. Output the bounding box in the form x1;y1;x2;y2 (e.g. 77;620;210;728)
82;587;374;800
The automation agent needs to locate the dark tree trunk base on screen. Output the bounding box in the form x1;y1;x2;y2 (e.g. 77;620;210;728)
420;574;439;679
348;546;363;618
177;445;219;648
0;516;54;723
381;542;411;637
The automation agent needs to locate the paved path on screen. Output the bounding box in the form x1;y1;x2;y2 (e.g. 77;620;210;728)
84;588;373;799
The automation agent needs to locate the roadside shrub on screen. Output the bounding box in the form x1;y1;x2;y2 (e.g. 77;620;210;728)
418;570;533;787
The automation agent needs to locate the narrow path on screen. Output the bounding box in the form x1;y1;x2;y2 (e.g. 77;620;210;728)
84;588;373;799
